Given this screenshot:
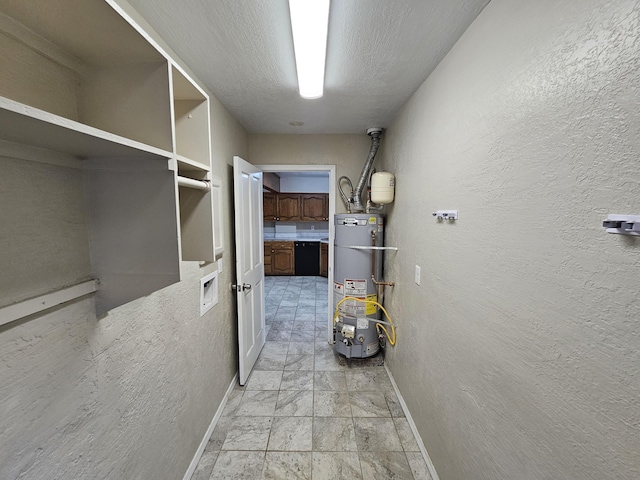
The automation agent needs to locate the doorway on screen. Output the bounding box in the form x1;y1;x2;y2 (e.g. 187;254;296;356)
259;164;336;343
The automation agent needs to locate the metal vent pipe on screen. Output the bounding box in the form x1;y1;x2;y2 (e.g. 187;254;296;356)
352;127;383;213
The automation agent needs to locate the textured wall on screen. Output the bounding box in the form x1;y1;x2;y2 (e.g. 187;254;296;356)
0;155;91;306
380;1;640;479
248;134;371;213
0;3;247;479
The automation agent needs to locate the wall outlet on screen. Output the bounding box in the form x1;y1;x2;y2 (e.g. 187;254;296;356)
217;258;223;274
415;265;421;285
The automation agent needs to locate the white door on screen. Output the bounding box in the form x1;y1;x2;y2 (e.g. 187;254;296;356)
233;156;265;385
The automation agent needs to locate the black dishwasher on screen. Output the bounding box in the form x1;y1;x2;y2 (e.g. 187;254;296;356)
294;242;320;276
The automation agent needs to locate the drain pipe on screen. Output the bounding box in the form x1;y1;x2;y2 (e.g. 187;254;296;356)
352;127;383;213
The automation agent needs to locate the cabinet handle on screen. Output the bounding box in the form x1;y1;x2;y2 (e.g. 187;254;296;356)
276;217;279;221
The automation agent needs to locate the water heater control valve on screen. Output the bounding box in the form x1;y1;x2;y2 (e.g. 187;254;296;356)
341;324;356;339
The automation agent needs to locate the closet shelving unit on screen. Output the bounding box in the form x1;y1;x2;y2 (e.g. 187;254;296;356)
171;65;218;263
0;0;219;319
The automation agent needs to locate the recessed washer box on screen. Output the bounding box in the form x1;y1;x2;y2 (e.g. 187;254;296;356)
200;270;219;316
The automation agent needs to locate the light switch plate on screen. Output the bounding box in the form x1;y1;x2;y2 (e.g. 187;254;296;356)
415;265;421;285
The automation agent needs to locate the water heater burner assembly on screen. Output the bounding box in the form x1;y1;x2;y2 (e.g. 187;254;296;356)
333;129;396;359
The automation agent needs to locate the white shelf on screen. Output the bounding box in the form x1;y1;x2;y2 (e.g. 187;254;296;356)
211;175;225;257
170;66;216;263
0;0;173;152
172;66;211;167
1;0;223;316
176;155;211;173
0;97;172;160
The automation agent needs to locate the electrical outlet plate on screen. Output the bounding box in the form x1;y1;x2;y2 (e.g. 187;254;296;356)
415;265;421;285
200;270;219;316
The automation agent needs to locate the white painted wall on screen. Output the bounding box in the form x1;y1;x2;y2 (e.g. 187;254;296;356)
279;174;329;193
380;1;640;479
249;134;371;214
0;3;247;479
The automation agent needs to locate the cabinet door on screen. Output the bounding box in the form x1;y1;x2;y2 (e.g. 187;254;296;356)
272;247;294;275
323;194;329;221
263;193;277;221
300;194;325;221
284;248;295;274
277;194;301;221
264;242;273;275
320;243;328;277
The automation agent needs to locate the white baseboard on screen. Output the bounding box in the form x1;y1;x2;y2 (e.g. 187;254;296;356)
385;364;440;480
182;372;238;480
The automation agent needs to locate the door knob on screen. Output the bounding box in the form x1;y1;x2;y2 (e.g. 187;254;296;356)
231;283;252;293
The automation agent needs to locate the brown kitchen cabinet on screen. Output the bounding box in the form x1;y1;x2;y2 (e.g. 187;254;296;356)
301;193;329;221
264;241;295;275
263;192;328;222
263;192;277;221
320;242;328;277
277;194;301;221
264;243;272;275
323;194;329;221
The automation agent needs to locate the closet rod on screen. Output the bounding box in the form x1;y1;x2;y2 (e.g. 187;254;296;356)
177;176;210;191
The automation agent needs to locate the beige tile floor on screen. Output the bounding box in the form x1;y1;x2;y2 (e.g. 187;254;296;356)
192;276;433;480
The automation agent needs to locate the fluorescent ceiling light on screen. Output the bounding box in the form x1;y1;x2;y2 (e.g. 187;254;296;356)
288;0;330;99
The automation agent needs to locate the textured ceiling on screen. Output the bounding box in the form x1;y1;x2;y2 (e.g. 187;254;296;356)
126;0;490;134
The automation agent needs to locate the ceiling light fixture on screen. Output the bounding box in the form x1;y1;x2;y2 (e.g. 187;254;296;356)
288;0;330;99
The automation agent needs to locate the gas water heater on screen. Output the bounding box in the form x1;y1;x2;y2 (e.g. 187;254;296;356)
333;213;384;358
333;128;396;359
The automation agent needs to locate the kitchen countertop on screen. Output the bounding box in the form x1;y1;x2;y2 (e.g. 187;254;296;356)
264;235;329;243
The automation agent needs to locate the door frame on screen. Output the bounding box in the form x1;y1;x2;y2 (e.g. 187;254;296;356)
258;164;336;343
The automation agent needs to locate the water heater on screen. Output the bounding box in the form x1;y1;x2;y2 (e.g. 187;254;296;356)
333;213;384;358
